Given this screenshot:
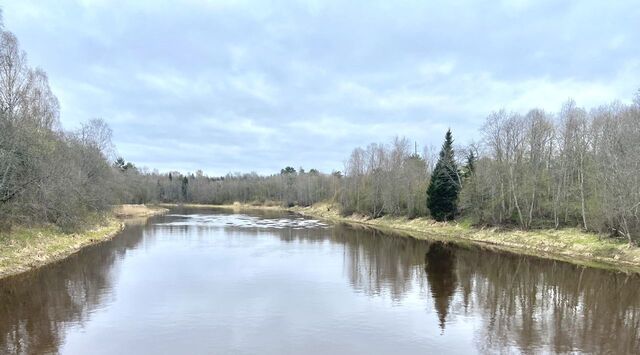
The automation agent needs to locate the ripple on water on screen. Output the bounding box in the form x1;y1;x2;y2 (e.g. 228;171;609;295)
158;214;330;229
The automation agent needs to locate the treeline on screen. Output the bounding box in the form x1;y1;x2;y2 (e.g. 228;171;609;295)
0;22;117;230
116;136;431;219
339;137;429;218
114;136;430;215
115;166;338;208
336;99;640;243
466;100;640;243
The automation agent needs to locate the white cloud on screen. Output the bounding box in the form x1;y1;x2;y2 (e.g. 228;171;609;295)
227;72;280;105
2;0;639;174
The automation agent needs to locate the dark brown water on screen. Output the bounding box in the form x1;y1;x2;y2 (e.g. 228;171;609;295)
1;208;639;354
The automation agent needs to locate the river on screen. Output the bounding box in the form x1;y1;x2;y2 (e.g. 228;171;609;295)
1;208;639;354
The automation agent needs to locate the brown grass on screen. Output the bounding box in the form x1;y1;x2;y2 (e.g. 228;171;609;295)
113;204;169;217
0;205;168;280
0;218;124;279
290;203;640;273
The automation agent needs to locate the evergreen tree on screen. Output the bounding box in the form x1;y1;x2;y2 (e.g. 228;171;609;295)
181;176;189;201
280;166;297;175
427;129;460;221
463;151;475;179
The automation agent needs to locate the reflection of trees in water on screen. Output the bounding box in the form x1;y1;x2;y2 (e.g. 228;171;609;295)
425;243;457;330
0;222;148;354
328;225;428;300
282;222;640;353
225;220;429;299
461;250;640;354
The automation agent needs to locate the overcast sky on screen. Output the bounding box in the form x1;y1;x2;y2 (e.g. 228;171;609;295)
3;0;639;175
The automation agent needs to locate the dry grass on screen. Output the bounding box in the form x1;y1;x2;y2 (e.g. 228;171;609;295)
291;203;640;273
0;218;124;279
0;205;168;280
113;204;169;217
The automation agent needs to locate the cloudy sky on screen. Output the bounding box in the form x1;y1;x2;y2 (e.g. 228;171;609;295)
3;0;639;175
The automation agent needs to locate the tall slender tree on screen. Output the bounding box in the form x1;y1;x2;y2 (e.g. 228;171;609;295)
181;176;189;201
427;129;460;221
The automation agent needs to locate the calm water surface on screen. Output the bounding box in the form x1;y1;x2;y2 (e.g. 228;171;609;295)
1;208;639;354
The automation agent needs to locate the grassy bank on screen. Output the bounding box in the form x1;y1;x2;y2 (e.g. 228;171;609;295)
113;204;169;217
0;218;123;279
0;205;168;280
291;203;640;273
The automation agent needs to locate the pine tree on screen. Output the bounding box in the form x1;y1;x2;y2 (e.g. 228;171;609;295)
427;129;460;221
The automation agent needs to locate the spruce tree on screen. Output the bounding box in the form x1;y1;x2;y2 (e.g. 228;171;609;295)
427;129;460;221
463;151;475;179
181;176;189;201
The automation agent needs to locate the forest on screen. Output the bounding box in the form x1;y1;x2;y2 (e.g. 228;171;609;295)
1;19;639;243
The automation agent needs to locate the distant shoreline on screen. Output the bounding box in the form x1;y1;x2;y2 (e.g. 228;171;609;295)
161;202;640;274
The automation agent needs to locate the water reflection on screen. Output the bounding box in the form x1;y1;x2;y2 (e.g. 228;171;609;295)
425;243;457;330
0;210;639;354
332;225;640;353
0;221;148;354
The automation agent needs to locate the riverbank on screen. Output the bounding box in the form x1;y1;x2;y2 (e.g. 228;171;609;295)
292;203;640;273
165;202;640;273
113;204;170;218
0;205;168;279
